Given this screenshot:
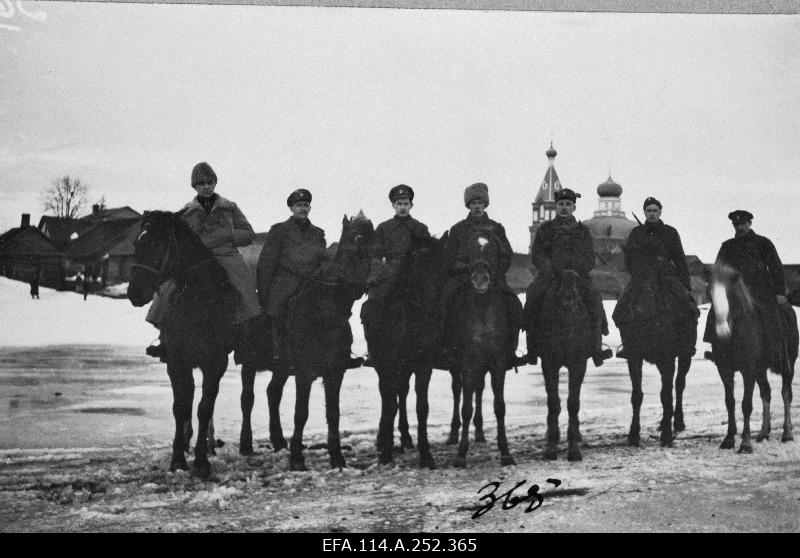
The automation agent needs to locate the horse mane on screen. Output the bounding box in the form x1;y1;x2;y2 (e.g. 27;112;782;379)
712;262;754;314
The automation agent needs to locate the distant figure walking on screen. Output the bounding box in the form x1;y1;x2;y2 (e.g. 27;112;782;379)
29;275;39;299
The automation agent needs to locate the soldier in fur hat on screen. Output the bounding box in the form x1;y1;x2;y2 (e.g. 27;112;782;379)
436;182;525;370
524;188;611;366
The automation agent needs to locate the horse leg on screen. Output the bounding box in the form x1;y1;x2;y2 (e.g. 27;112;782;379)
397;371;414;451
627;357;644;447
288;375;313;471
781;366;794;442
446;370;462;445
324;370;346;469
193;356;227;480
718;366;737;449
414;366;435;469
658;359;675;448
674;354;691;433
454;377;475;468
738;372;756;454
239;363;256;455
207;417;216;456
567;361;587;461
473;372;487;443
376;369;398;465
167;363;192;472
755;372;772;442
267;372;289;451
542;362;561;460
490;368;514;466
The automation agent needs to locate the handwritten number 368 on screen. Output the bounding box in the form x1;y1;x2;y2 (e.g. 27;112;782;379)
472;478;562;519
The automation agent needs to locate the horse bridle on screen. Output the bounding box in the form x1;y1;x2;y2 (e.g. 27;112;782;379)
131;232;174;288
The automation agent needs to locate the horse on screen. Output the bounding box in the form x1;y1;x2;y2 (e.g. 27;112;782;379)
449;231;518;468
263;213;374;471
128;210;242;479
709;263;798;453
612;242;699;447
525;269;593;461
368;233;448;469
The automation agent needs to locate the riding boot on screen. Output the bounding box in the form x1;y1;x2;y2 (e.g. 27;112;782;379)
591;323;612;367
526;331;538;365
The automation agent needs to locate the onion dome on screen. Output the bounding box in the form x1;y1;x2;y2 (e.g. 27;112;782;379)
597;175;622;198
546;144;557;158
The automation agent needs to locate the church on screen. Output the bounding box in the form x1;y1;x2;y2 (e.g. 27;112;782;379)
529;143;636;273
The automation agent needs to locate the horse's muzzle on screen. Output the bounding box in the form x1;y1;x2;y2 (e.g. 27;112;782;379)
470;264;491;294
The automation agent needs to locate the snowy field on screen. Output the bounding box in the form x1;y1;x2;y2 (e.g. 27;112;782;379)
1;276;799;532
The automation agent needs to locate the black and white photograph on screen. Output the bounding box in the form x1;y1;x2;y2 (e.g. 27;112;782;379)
1;0;799;535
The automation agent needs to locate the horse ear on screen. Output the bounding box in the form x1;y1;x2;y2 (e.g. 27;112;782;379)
343;214;349;226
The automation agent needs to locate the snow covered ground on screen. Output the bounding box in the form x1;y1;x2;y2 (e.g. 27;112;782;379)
2;275;799;533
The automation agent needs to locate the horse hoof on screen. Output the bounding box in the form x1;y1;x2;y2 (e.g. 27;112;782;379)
400;437;415;450
239;445;254;456
627;433;640;447
781;432;794;443
193;461;211;480
330;456;346;469
719;438;735;450
674;422;686;433
737;444;753;454
169;457;189;472
567;449;582;462
453;457;467;469
756;433;769;443
378;454;393;466
289;458;308;471
419;455;436;470
271;438;288;452
544;447;558;461
445;433;459;445
206;447;217;457
474;432;487;444
500;455;516;466
660;435;674;448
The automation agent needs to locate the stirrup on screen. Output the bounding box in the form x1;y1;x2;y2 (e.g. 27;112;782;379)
704;350;716;362
347;355;365;369
146;341;164;358
615;344;629;360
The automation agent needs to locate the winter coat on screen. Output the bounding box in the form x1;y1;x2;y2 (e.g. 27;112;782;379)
444;213;513;295
624;220;691;290
530;216;595;279
370;215;430;264
715;229;785;301
145;194;261;326
256;217;327;317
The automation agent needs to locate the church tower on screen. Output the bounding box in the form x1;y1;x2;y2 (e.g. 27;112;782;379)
529;143;563;252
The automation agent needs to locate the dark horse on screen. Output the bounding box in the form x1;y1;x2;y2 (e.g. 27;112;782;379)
128;211;240;479
263;213;374;471
368;234;448;469
710;263;798;453
612;242;698;447
525;269;593;461
450;231;518;468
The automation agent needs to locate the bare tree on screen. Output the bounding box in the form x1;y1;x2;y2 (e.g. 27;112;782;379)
40;176;90;219
96;194;107;212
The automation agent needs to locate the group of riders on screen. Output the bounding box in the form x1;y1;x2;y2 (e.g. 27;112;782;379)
145;161;792;374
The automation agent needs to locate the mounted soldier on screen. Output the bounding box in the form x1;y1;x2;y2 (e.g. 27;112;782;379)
703;210;788;366
256;189;328;370
524;188;611;367
145;162;261;358
614;197;699;360
438;182;525;370
361;184;431;367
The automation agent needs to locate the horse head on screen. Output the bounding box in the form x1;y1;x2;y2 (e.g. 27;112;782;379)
128;211;182;307
710;262;754;341
331;211;375;296
403;231;448;304
466;231;500;294
555;269;583;313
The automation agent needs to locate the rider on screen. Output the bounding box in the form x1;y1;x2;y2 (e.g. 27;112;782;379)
703;210;788;365
361;184;430;368
437;182;525;370
256;189;328;370
614;197;699;359
525;188;611;367
146;162;261;358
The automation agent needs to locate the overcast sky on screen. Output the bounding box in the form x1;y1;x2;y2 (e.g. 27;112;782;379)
1;3;798;262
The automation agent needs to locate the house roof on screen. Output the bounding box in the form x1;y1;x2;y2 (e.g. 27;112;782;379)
37;216;90;248
65;218;141;260
79;206;141;224
0;226;63;257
